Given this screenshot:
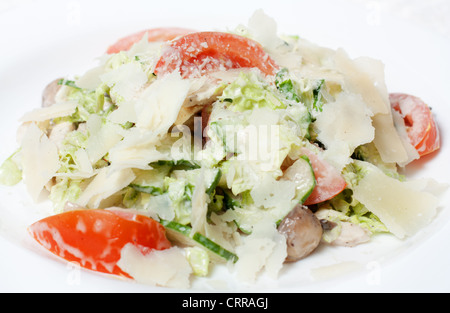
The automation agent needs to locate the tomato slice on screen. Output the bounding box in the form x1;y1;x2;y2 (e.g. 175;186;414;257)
154;31;279;78
106;27;194;54
301;148;347;205
28;209;171;278
390;93;440;157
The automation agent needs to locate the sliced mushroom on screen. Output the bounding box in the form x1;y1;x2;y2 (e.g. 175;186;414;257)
42;78;62;108
278;204;323;262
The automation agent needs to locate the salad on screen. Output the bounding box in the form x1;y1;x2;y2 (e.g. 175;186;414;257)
0;10;445;288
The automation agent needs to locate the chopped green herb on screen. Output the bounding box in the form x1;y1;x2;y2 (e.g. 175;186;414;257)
275;68;300;103
57;79;81;90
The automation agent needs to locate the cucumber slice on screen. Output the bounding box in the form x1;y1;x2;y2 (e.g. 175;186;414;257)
192;233;238;263
130;165;171;195
150;159;200;170
205;168;222;195
160;219;238;263
283;156;316;203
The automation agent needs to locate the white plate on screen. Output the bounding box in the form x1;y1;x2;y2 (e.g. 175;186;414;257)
1;0;449;293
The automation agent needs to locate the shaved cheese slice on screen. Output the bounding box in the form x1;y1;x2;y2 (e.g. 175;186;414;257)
372;113;410;164
77;167;136;208
333;49;411;165
19;101;77;122
184;76;221;107
190;169;208;236
246;10;303;70
391;109;420;166
76;65;105;90
247;9;284;52
74;149;93;174
235;219;287;282
204;212;240;252
352;161;439;239
107;128;166;171
100;62;148;101
297;37;336;68
117;245;192;289
108;99;137;125
315;92;374;170
353;56;390;105
334;49;389;115
250;173;296;211
20;123;60;202
135;72;190;133
85;114;124;164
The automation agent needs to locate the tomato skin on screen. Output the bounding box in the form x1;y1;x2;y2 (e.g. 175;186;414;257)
106;27;194;54
154;32;279;78
28;209;171;278
390;93;440;157
301;148;347;206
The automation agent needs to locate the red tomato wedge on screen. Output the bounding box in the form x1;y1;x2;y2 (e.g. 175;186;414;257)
154;32;280;78
28;209;171;278
389;93;440;157
301;148;347;205
106;27;194;54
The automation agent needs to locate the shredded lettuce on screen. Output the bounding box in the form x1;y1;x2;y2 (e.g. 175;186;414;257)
319;188;389;240
275;68;326;115
49;178;83;212
185;247;210;277
57;130;89;174
352;143;403;181
0;150;22;186
275;68;301;103
164;176;194;225
219;72;286;112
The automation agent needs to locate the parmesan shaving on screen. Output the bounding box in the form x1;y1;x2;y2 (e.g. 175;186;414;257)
333;49;389;115
235;219;287;282
391;109;420;166
20;123;60;202
19;101;77;123
100;62;148;101
250;174;296;211
107;99;137;125
352;161;439;239
247;9;284;53
74;149;94;175
190;169;208;236
77;167;136;209
85;114;124;164
315;92;375;170
107;128;166;171
372;113;410;164
76;65;105;90
135;72;190;133
117;244;192;289
333;49;411;165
